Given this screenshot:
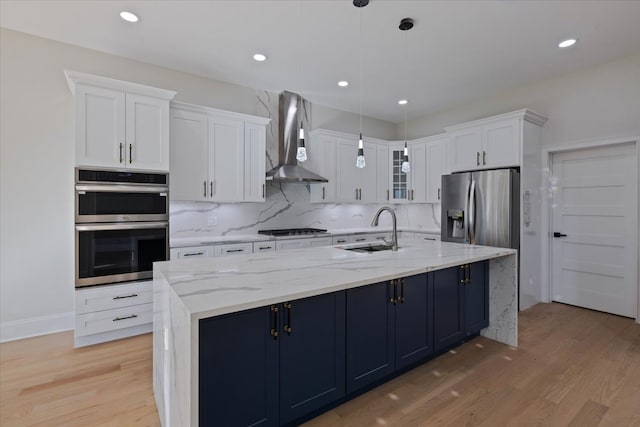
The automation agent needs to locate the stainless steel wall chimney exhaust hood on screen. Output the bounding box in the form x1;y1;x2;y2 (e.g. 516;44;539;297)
266;91;328;183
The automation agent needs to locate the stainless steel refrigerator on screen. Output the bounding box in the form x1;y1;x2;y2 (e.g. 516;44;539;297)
441;169;519;249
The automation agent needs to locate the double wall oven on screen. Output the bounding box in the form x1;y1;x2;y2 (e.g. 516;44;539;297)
75;168;169;288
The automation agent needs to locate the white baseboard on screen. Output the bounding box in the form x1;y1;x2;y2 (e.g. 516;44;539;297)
0;312;74;343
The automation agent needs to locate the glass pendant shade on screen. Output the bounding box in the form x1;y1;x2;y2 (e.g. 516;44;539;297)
401;142;410;173
296;122;307;162
356;134;366;168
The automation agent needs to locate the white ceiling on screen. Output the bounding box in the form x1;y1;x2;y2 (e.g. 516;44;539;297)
2;1;640;123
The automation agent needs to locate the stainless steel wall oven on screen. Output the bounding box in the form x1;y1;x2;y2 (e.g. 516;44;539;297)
75;168;169;287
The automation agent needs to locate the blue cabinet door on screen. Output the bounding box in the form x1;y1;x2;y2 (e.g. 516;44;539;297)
395;273;434;369
465;261;489;336
279;292;346;424
199;306;278;427
346;281;395;394
433;265;465;352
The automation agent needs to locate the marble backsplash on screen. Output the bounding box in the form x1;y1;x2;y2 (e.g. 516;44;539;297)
169;183;441;238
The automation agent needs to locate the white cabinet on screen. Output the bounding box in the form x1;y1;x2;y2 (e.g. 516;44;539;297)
65;70;176;171
389;143;409;203
446;111;545;173
336;137;378;203
376;144;390;203
332;235;350;245
309;237;332;247
170;103;270;202
170;245;215;259
275;238;312;251
215;242;253;257
426;136;448;203
408;141;428;203
74;280;154;347
208;116;245;202
253;241;276;253
244;123;267;202
308;131;337;203
170;108;208;201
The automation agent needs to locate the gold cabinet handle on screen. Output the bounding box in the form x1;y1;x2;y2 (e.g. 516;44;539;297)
399;278;405;303
390;280;397;304
283;302;292;334
270;305;279;339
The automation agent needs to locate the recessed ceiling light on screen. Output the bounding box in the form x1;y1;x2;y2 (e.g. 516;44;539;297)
398;99;408;105
120;11;139;23
558;38;577;48
253;53;267;62
338;81;349;87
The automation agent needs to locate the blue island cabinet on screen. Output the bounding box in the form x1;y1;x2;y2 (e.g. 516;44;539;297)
433;261;489;353
198;291;345;427
346;273;433;394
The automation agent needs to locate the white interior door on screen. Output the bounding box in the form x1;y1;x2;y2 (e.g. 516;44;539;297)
551;142;638;318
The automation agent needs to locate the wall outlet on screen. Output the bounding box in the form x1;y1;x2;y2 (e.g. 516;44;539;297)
207;216;217;227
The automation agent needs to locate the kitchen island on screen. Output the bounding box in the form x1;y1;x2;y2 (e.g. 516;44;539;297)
153;238;517;427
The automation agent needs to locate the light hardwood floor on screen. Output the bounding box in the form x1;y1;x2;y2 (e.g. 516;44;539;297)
1;303;639;426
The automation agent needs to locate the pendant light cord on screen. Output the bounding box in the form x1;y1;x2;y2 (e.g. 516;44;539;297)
404;30;408;143
359;7;363;137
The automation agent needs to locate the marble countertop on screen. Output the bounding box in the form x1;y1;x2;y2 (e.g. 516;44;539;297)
155;238;514;320
170;227;441;248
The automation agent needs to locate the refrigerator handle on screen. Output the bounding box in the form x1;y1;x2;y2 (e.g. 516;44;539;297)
468;179;476;244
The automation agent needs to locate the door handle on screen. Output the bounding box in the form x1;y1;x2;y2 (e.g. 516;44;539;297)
469;180;476;244
389;280;397;305
398;278;405;303
553;232;567;238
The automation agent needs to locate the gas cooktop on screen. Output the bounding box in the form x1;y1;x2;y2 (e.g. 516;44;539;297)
258;228;328;237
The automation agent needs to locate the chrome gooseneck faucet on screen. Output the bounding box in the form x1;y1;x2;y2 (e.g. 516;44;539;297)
371;206;398;251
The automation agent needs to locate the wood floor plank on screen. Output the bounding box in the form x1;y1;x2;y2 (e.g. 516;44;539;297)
1;302;639;427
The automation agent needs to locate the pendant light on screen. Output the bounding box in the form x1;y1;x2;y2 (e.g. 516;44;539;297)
296;0;308;162
400;18;414;174
354;0;367;168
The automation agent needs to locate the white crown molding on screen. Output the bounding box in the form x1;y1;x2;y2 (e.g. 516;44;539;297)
171;101;271;126
0;312;74;343
64;69;177;100
444;109;548;132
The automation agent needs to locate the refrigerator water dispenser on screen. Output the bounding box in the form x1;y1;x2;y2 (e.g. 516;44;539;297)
446;209;465;239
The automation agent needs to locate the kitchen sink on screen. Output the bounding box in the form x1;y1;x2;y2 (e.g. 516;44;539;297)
342;244;396;253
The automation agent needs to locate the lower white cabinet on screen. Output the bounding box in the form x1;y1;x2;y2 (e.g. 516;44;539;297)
75;280;153;347
170;245;215;259
215;242;253;257
253;241;276;253
309;237;332;247
275;239;313;251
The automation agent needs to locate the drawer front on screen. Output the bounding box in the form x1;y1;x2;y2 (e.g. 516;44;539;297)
215;242;253;257
170;245;215;260
253;242;276;253
332;236;350;245
75;303;153;337
309;237;332;248
75;281;152;314
275;239;311;251
371;232;392;241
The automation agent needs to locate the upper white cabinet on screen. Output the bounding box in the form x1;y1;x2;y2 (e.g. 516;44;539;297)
170;102;270;203
426;135;448;203
388;143;409;203
65;70;176;171
336;137;378;203
446;110;547;173
307;131;337;203
376;144;390;203
408;141;428;203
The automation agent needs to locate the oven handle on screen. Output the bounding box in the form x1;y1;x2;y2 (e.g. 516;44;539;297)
75;184;169;194
75;222;169;231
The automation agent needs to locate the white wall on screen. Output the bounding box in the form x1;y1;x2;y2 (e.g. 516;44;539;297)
0;28;400;341
403;53;640;145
